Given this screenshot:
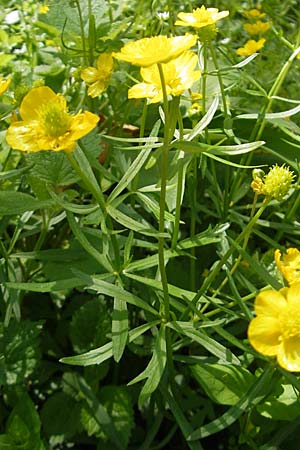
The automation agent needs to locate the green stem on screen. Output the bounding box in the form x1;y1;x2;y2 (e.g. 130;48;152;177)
157;62;170;321
209;42;228;118
171;109;184;251
131;100;148;198
201;43;208;118
74;0;88;65
192;200;270;307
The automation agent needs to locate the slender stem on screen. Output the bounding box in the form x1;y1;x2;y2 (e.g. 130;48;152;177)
75;0;88;65
190;156;197;292
131;100;148;199
209;42;228;118
171;109;184;250
201;43;208;117
157;63;170;321
192;200;270;307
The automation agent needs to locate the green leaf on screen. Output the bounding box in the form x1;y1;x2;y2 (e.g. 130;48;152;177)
191;363;255;405
107;120;161;203
0;320;42;385
0;191;52;215
41;392;82;440
60;321;160;366
128;326;167;407
26;151;78;185
0;435;14;449
107;205;165;237
174;140;264;156
188;366;274;440
70;297;111;354
112;296;129;363
186;96;219;141
257;384;300;421
6;392;42;450
168;322;240;365
81;385;134;447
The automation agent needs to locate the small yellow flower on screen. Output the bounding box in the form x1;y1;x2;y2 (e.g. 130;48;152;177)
262;164;294;200
39;4;49;14
175;5;229;29
6;86;99;153
81;53;114;98
243;21;270;35
248;283;300;372
236;38;266;56
242;8;266;20
113;34;197;67
251;176;264;195
275;248;300;286
0;77;11;95
128;51;201;104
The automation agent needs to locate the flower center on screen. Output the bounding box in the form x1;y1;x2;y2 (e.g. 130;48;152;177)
281;306;300;340
39;102;72;137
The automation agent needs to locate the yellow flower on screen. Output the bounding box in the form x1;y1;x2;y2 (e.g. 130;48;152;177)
81;53;114;98
128;51;201;104
39;4;49;14
275;248;300;285
6;86;99;153
113;34;197;67
0;77;11;95
236;38;266;56
248;283;300;372
242;8;266;20
262;164;294;200
175;5;229;29
243;21;270;35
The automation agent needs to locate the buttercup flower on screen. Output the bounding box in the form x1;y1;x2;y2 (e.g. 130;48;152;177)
175;5;229;29
262;164;294;200
81;53;114;98
6;86;99;153
242;8;266;20
275;248;300;285
39;4;49;14
248;283;300;371
243;21;270;35
128;51;201;104
236;38;266;56
113;34;197;67
0;77;11;95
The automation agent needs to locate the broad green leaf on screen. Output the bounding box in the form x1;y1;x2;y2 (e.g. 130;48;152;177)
60;321;160;366
0;320;42;385
188;366;274;440
0;191;52;215
257;384;300;421
26;151;78;185
112;296;129;363
168;322;240;365
40;392;82;440
70;297;111;354
81;385;134;447
191;363;255;405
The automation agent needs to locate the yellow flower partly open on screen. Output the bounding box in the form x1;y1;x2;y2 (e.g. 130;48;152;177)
128;51;201;104
236;38;266;56
248;283;300;371
0;77;11;95
6;86;99;153
275;248;300;285
175;5;229;29
243;21;270;35
113;34;197;67
81;53;114;98
242;8;266;20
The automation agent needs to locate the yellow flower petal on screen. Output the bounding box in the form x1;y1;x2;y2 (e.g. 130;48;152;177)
81;67;100;84
254;289;287;318
277;338;300;372
236;38;266;56
0;77;11;95
243;21;270;35
113;34;197;67
248;316;281;356
275;248;300;285
6;86;99;153
128;83;158;100
175;6;229;29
